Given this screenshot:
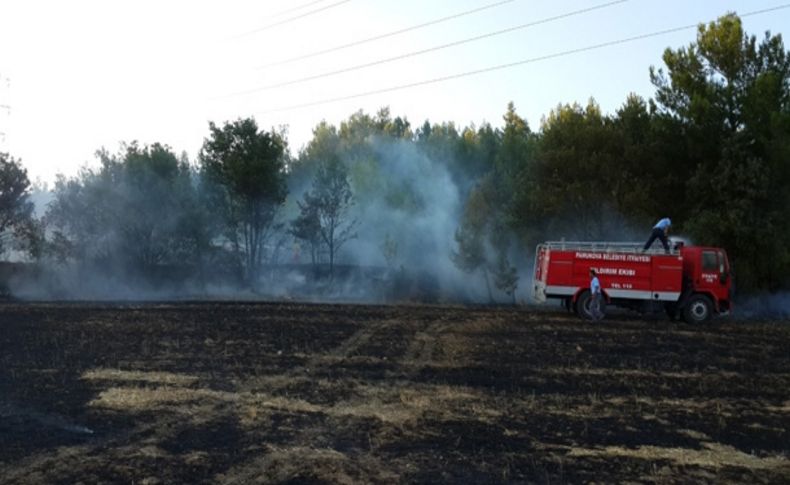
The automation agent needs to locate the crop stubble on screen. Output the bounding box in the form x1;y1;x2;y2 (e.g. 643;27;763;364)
0;302;788;483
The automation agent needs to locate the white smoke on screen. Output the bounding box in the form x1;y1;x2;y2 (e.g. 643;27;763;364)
734;293;790;320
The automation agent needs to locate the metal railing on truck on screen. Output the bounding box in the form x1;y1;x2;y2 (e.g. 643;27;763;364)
538;241;680;256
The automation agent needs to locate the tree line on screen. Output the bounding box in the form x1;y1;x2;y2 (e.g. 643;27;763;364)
1;15;788;296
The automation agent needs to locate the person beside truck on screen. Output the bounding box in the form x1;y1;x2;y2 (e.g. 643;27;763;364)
589;268;604;321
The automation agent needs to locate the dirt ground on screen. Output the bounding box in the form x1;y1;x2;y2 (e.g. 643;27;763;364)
0;302;788;484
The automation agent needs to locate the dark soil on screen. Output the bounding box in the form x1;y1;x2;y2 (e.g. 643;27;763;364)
1;302;788;484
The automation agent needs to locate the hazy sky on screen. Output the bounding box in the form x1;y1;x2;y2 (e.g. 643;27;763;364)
1;0;789;183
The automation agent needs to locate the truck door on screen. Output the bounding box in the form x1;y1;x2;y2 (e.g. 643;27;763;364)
716;249;733;304
698;249;730;303
699;250;718;286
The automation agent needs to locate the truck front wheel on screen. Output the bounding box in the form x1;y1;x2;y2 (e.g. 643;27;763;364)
682;295;713;324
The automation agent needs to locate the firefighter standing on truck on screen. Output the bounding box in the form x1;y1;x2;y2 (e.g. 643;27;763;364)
589;269;604;321
643;217;671;253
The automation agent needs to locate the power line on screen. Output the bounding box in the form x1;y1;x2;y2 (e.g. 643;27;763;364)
235;0;352;39
258;0;518;69
258;4;790;114
0;75;10;143
269;0;332;20
228;0;630;97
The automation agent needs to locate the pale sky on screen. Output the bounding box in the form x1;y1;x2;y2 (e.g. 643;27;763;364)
1;0;789;184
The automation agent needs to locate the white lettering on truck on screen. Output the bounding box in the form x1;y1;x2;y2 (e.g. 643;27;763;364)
591;267;637;276
576;252;602;260
576;252;650;263
702;273;718;283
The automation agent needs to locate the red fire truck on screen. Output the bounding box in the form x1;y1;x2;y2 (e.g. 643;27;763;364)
533;241;733;323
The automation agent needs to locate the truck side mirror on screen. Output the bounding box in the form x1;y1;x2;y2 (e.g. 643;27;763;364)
720;272;729;284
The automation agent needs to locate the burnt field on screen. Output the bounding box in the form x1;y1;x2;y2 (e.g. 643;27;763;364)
1;302;789;484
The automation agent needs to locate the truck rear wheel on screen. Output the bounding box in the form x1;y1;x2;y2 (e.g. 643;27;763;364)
682;294;713;324
575;290;597;320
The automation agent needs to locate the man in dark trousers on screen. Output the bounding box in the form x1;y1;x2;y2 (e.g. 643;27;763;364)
643;217;671;253
589;269;604;321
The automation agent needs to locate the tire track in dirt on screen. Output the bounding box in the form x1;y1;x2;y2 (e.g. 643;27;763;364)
221;315;416;484
401;320;451;371
317;319;396;361
304;311;446;368
400;307;494;372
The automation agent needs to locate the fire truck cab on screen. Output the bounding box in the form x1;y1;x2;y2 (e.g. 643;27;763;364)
533;241;732;323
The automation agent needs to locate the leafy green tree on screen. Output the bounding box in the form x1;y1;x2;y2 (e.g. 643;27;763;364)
46;143;202;273
46;171;108;263
465;123;501;178
416;121;460;170
452;185;494;302
374;107;412;139
517;99;620;242
497;102;533;188
297;157;358;278
493;250;518;304
289;199;321;269
287;121;343;274
0;152;34;258
113;144;198;268
338;110;380;148
455;174;524;303
451;103;532;302
608;94;684;221
289;121;341;192
415;120;499;194
609;95;653;215
650;14;790;290
200;118;288;285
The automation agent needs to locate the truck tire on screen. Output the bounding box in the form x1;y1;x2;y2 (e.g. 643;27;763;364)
682;294;713;324
575;290;595;320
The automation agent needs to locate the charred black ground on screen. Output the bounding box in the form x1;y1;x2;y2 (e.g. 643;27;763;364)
1;302;788;483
